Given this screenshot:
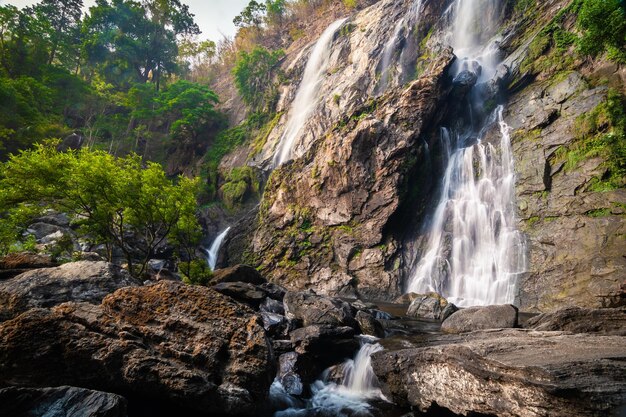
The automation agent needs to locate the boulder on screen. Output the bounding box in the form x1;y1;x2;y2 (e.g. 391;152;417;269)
355;310;385;338
283;291;358;329
441;304;518;333
406;293;455;321
372;329;626;416
212;281;268;308
526;306;626;335
26;222;70;241
209;264;267;286
0;252;57;281
259;282;288;301
289;325;359;384
0;281;274;416
0;386;126;417
0;261;139;322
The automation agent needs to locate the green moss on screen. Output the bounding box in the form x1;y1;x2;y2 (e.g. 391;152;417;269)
333;94;341;105
526;216;541;226
219;166;260;210
249;111;283;159
585;208;612;217
558;89;626;190
340;23;356;37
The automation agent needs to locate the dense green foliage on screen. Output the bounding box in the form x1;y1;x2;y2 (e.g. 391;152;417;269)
232;46;284;111
0;143;201;276
577;0;626;63
0;0;222;162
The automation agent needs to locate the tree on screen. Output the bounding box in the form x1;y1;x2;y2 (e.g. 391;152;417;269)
577;0;626;63
233;0;266;29
265;0;286;27
232;46;284;111
0;142;201;277
32;0;83;67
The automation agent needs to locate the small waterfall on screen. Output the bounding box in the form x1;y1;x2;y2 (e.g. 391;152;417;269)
206;227;231;270
273;338;385;416
378;0;423;92
272;18;348;167
406;0;526;307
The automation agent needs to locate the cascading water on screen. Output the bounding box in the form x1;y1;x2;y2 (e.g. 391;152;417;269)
406;0;527;307
272;338;386;416
378;0;423;92
206;227;231;270
272;18;348;167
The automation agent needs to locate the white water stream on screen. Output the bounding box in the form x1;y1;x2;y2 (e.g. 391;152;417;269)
406;0;526;306
205;227;231;270
273;338;385;416
272;18;348;167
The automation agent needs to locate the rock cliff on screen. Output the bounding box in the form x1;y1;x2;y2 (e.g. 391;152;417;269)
218;0;625;311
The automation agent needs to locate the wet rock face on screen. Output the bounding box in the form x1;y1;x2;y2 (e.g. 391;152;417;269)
441;304;518;333
0;281;274;416
0;261;139;322
244;47;454;298
0;386;127;417
372;329;626;416
506;65;626;310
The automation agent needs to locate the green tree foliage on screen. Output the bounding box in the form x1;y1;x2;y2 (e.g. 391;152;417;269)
0;143;201;277
577;0;626;63
233;0;266;28
32;0;83;67
232;46;284;111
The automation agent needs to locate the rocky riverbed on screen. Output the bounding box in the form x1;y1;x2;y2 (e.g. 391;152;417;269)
0;259;624;417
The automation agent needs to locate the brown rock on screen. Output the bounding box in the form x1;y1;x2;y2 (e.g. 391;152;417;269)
0;281;273;416
526;306;626;335
441;304;518;333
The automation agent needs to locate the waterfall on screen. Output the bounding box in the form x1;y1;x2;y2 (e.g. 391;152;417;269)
206;227;231;270
272;18;348;167
379;0;423;92
273;338;385;416
406;0;526;307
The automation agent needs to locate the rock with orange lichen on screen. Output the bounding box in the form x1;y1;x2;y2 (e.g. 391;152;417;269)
0;281;274;417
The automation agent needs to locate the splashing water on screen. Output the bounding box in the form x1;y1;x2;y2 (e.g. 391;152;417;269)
206;227;231;270
406;0;526;306
273;18;348;167
272;338;386;416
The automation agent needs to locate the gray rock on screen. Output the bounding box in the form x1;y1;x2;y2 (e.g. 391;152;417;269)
441;304;518;333
212;281;267;308
260;311;288;336
406;293;454;321
372;329;626;416
277;352;304;396
526;306;626;335
355;310;385;338
26;222;69;241
0;261;139;322
283;291;358;329
0;386;126;417
209;264;267;286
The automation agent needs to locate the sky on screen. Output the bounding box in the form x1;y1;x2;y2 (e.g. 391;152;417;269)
1;0;249;42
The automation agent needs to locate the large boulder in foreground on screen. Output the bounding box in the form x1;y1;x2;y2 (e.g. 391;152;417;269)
209;264;267;286
372;329;626;416
0;386;126;417
525;306;626;335
0;281;273;416
0;261;139;322
441;304;518;333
